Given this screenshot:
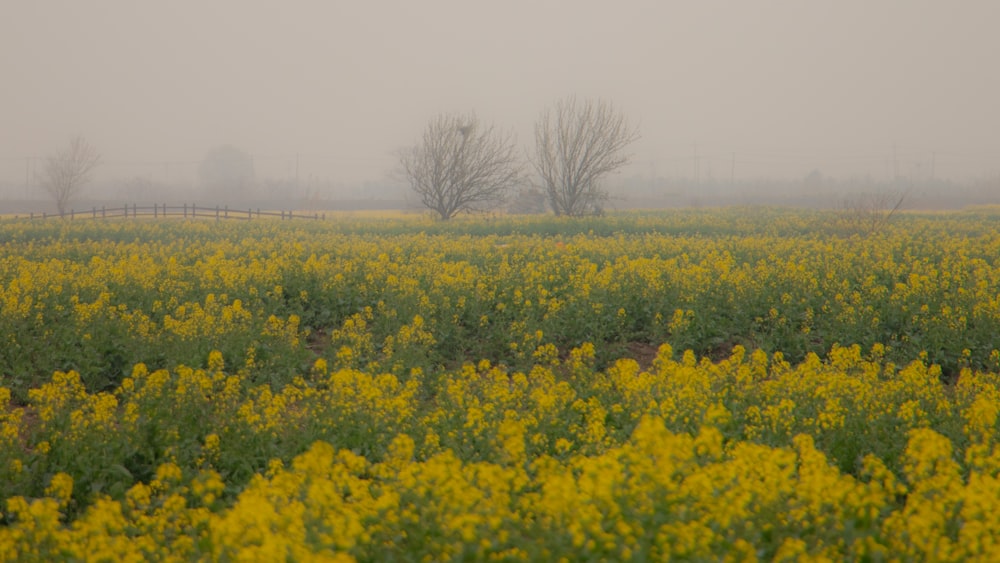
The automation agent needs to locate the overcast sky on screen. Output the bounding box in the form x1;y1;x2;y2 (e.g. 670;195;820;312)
2;0;998;187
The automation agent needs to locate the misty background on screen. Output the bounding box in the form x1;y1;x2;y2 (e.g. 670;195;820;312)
2;1;998;211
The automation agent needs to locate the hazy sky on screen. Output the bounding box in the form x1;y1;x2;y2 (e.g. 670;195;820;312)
2;0;998;188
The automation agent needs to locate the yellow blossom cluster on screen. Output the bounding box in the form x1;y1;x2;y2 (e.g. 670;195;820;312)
1;342;1000;559
2;209;1000;558
4;210;1000;398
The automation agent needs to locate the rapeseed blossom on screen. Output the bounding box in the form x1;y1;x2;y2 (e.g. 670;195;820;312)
2;210;1000;558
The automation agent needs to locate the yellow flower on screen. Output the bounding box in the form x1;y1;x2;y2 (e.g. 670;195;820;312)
45;472;74;509
208;350;225;372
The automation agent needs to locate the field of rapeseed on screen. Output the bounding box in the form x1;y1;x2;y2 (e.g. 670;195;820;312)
3;208;1000;560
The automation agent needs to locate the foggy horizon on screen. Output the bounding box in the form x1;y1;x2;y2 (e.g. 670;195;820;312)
2;1;999;200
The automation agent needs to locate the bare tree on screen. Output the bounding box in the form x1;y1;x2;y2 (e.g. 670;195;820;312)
532;97;639;216
839;188;908;236
41;136;102;215
401;113;522;220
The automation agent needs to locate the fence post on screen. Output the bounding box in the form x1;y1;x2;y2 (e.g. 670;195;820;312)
102;206;106;218
71;209;75;220
193;203;197;218
92;207;96;219
215;205;220;221
30;212;34;220
154;203;158;218
248;208;252;220
257;208;260;218
42;212;46;219
133;203;137;218
224;205;228;219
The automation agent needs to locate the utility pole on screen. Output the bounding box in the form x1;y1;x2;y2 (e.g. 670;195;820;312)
892;144;899;184
693;143;699;185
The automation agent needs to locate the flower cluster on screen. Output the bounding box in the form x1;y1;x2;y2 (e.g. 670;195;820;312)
2;209;1000;558
1;342;999;559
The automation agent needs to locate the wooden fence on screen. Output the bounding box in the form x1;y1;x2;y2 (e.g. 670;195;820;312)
26;204;325;221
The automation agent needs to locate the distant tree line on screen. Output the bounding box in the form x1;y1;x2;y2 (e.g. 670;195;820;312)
42;97;643;219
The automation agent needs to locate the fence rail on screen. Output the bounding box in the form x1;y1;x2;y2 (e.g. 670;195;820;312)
25;204;325;221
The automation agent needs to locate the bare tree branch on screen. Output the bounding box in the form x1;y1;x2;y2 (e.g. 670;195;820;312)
401;113;522;220
532;97;639;216
839;188;909;236
41;136;101;215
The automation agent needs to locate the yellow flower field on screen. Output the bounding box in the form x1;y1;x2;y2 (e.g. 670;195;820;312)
2;209;1000;560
